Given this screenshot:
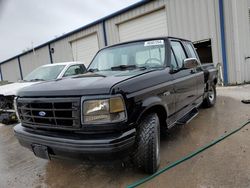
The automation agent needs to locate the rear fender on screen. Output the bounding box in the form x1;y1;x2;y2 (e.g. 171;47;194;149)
205;69;217;91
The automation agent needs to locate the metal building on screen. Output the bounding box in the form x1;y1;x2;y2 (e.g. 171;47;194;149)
0;0;249;85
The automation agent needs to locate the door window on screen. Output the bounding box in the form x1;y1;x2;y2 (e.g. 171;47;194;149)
171;41;187;68
63;65;86;77
186;42;198;59
170;50;178;70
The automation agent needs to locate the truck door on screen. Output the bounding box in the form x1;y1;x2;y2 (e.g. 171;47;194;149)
184;41;204;99
170;40;197;113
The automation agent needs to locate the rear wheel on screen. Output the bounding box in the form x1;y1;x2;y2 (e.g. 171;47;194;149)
203;84;216;107
133;113;160;174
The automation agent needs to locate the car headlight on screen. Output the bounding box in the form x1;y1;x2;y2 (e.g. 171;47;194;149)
83;96;127;123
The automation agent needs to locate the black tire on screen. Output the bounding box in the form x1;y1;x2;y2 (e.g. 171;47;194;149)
1;119;8;125
203;84;216;108
133;113;160;174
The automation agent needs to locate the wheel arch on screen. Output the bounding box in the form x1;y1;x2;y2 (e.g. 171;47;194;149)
136;103;168;130
205;73;217;91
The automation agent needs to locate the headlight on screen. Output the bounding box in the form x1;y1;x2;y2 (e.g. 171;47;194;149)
83;96;127;123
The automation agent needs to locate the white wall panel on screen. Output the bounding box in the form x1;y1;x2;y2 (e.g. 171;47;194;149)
118;9;167;42
1;59;21;82
105;0;166;45
166;0;221;67
50;39;73;63
50;23;104;65
71;33;99;66
224;0;250;84
20;46;50;77
106;0;221;69
1;0;235;83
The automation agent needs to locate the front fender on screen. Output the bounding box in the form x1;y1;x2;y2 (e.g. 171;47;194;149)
135;96;168;124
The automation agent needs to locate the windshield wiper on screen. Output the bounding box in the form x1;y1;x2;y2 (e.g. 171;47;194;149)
138;66;148;70
88;68;99;72
111;65;137;71
28;78;45;82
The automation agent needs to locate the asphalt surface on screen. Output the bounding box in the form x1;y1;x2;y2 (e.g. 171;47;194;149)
0;85;250;188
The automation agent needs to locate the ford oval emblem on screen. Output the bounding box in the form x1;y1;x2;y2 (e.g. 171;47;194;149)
38;111;46;116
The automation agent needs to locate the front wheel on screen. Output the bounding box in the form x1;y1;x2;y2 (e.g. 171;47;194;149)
133;113;160;174
203;84;216;108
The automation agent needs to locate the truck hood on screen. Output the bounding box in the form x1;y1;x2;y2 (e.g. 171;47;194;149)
0;82;37;96
17;70;154;97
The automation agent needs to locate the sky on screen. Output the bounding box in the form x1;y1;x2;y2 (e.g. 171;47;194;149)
0;0;140;62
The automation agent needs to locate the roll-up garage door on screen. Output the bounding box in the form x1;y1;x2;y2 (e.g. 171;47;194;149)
71;33;99;66
118;9;168;42
1;59;21;82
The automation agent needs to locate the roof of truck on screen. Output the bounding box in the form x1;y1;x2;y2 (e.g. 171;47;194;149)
100;36;192;50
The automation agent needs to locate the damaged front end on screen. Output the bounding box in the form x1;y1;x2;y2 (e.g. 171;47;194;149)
0;95;17;124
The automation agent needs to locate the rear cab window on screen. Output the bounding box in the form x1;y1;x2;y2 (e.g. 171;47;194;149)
63;64;86;77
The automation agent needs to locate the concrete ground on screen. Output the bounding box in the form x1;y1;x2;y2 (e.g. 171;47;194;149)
0;85;250;188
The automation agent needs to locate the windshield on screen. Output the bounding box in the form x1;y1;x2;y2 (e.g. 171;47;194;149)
88;40;165;72
23;65;65;81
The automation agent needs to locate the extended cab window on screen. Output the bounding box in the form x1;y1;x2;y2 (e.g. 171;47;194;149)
63;65;86;77
186;42;198;59
171;41;187;68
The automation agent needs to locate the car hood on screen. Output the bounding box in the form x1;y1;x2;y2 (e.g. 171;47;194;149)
0;82;37;96
17;70;154;97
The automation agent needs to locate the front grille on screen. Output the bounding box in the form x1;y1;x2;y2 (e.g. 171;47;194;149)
17;97;81;129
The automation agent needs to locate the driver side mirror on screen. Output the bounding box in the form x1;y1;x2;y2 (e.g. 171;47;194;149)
183;58;199;69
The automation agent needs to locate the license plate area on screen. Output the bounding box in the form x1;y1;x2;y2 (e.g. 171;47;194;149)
31;144;50;160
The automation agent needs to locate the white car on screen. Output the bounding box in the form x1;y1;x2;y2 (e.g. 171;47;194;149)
0;62;86;114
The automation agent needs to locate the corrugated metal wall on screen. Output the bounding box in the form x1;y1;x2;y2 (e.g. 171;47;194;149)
0;23;105;82
166;0;222;68
224;0;250;84
105;0;166;45
118;8;168;42
1;59;21;82
50;23;104;65
105;0;221;67
70;33;99;66
20;46;50;78
49;39;73;63
1;0;249;84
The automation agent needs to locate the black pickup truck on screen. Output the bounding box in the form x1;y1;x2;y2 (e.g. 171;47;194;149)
14;37;217;173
